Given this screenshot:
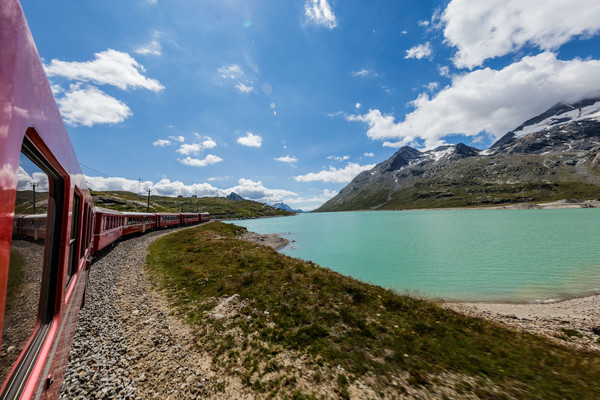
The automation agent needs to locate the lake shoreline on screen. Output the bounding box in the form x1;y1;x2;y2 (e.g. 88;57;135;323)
444;293;600;352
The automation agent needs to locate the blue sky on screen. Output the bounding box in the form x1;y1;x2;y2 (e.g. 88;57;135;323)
19;0;600;210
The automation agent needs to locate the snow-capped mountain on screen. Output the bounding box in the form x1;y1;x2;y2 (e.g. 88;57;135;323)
490;98;600;154
317;99;600;212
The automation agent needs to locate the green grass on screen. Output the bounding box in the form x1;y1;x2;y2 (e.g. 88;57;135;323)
91;191;294;219
146;222;600;398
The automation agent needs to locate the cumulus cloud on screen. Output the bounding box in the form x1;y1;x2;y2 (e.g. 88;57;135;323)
153;139;171;147
45;49;164;92
294;162;375;183
304;0;337;30
176;143;202;156
283;189;338;211
57;85;132;127
179;154;223;167
228;178;297;203
197;136;217;149
405;42;432;59
237;132;262;147
17;167;49;191
364;152;375;157
348;52;600;148
275;155;298;163
442;0;600;69
176;137;217;155
169;135;185;142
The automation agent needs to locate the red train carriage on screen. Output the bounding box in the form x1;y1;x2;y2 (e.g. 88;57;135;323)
122;213;157;236
0;1;94;398
92;209;124;253
156;213;180;228
180;213;200;225
18;215;47;241
200;212;210;223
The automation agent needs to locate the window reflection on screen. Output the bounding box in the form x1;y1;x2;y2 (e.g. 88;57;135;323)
1;152;48;383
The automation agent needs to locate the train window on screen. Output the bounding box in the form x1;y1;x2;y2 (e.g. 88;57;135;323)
67;191;81;284
1;139;63;389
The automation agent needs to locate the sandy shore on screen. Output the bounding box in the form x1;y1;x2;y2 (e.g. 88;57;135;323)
445;294;600;352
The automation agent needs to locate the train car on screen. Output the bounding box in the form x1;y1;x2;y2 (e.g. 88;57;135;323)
122;212;157;236
0;1;94;399
180;213;200;225
200;212;210;223
92;209;124;253
156;213;180;229
19;214;47;241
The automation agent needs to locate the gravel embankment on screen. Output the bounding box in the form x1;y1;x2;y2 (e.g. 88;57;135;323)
59;228;217;400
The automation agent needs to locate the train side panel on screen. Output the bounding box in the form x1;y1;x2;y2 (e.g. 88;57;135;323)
0;2;93;399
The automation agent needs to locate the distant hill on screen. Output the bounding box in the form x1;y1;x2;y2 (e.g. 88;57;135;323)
317;98;600;212
226;192;245;201
90;191;294;219
271;202;303;213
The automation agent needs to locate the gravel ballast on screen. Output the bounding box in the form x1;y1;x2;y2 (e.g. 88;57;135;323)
59;228;219;400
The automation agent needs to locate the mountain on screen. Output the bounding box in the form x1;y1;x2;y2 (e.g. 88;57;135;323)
271;202;303;213
226;192;245;201
317;98;600;212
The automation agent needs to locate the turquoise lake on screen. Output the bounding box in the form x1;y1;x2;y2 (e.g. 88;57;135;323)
234;209;600;302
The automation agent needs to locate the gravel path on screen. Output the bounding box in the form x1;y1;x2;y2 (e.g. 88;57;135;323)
59;228;218;400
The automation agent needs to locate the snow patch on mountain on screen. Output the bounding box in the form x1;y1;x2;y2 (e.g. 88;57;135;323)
513;101;600;139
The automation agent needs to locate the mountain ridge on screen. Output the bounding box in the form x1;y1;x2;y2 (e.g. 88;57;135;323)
317;98;600;212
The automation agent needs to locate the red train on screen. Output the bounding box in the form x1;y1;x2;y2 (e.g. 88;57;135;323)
0;2;209;399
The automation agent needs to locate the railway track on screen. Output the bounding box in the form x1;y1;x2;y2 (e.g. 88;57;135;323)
59;228;219;399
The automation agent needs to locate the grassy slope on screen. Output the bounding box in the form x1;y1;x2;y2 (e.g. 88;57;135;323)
91;191;293;218
146;222;600;399
316;154;600;212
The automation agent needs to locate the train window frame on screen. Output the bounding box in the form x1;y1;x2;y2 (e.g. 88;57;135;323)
1;135;65;398
66;189;82;286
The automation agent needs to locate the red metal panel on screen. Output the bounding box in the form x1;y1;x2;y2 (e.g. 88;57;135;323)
0;1;94;398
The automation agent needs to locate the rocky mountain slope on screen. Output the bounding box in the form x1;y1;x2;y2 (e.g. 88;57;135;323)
317;98;600;212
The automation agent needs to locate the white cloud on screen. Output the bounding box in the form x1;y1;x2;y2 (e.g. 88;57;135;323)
424;82;439;92
176;143;202;156
237;132;262;148
135;40;161;56
294;162;375;183
153;139;171;147
442;0;600;69
57;85;132;127
17;167;49;191
169;135;185;142
352;69;377;78
304;0;337;30
283;189;338;211
418;20;430;27
45;49;164;92
405;42;432;60
348;52;600;148
355;103;361;109
364;152;375;157
179;154;223;167
199;136;217;149
439;65;450;77
235;82;254;94
228;178;297;203
218;64;244;80
275;155;298;163
327;155;350;161
176;137;217;155
84;175;300;207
